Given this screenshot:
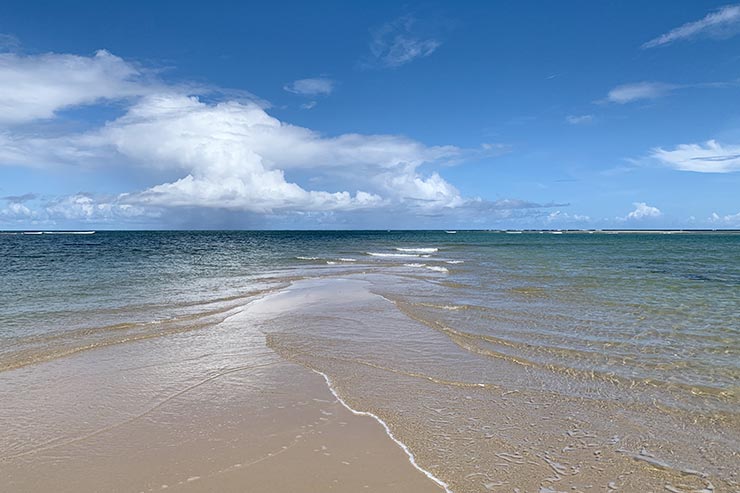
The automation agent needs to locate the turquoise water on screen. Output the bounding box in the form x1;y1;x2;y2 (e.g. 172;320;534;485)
1;230;738;491
2;231;737;392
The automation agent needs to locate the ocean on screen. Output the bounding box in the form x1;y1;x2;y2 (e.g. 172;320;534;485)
1;230;738;491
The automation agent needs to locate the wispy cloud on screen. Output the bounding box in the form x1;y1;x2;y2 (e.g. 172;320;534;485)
651;140;740;173
0;49;163;125
604;82;676;104
363;15;441;69
0;33;20;52
642;4;740;49
283;77;335;96
2;192;37;202
603;79;739;105
565;114;593;125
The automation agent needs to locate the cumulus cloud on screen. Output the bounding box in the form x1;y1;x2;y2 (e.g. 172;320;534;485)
364;15;441;68
604;82;675;104
642;4;740;49
44;193;155;221
0;87;487;216
78;93;469;213
0;192;157;226
0;48;554;227
284;77;335;96
621;202;662;220
546;210;590;222
708;211;740;227
565;114;593;125
0;201;36;220
0;49;159;125
651;140;740;173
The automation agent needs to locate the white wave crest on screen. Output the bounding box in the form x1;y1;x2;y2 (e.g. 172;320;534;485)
395;247;439;253
366;252;419;258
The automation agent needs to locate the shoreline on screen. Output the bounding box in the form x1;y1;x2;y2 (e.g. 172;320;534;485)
313;369;452;493
2;259;738;491
260;275;738;492
0;282;443;492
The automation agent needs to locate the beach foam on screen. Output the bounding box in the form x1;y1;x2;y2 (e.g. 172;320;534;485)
367;252;420;258
395;247;439;253
314;370;452;493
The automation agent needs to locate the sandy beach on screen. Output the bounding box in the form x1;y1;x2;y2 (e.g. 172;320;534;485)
3;0;740;489
1;231;737;492
0;289;443;492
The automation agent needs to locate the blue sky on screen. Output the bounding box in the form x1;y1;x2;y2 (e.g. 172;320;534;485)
1;0;739;229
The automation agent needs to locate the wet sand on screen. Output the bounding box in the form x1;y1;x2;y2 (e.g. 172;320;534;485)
261;276;739;493
2;273;737;492
0;295;442;492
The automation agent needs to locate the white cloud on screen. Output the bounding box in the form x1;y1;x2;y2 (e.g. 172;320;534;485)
651;140;740;173
0;131;105;168
284;77;335;96
622;202;662;220
365;15;441;68
546;210;590;222
300;101;318;110
0;201;36;219
565;114;593;125
79;93;467;213
642;4;740;49
0;50;158;125
42;194;155;221
0;48;546;226
605;82;675;104
708;211;740;227
0;192;158;225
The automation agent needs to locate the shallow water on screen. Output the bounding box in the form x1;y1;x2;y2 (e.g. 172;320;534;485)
1;230;738;491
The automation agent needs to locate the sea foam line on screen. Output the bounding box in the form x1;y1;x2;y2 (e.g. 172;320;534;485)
395;247;439;253
314;370;453;493
366;252;420;258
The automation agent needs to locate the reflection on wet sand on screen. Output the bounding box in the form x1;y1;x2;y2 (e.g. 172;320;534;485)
263;276;738;493
0;298;442;493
